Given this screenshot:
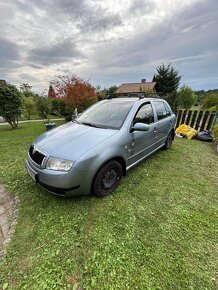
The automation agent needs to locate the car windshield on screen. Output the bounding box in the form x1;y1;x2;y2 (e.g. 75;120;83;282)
76;101;135;129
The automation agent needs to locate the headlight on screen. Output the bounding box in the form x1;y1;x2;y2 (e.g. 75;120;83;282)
46;157;74;171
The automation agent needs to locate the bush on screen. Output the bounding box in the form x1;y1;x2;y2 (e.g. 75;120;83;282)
178;85;197;110
212;124;218;139
0;83;22;128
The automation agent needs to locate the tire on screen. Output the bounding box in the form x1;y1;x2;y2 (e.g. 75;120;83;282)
92;160;123;197
163;131;173;150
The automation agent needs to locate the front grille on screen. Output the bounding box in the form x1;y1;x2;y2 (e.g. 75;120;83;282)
29;145;46;166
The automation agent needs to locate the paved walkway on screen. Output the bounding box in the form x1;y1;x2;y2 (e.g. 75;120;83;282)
0;118;64;126
0;185;19;259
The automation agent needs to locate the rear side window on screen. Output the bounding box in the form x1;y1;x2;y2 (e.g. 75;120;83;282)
164;103;171;117
153;101;169;120
134;103;154;124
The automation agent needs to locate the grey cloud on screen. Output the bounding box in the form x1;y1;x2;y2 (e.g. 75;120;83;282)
128;0;156;15
27;39;82;66
0;38;21;75
77;13;122;33
90;0;218;90
12;0;122;33
96;0;218;67
0;38;19;61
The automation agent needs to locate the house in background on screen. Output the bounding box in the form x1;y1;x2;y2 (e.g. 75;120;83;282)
0;79;6;85
116;79;157;96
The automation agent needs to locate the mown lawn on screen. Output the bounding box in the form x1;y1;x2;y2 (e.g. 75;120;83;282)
0;122;217;290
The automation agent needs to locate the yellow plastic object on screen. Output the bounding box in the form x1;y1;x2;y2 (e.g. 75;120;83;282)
175;124;198;140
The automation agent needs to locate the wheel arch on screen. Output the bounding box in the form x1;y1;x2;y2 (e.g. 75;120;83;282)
171;128;175;140
90;156;126;193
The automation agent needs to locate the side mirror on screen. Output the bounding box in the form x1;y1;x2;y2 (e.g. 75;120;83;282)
131;123;149;132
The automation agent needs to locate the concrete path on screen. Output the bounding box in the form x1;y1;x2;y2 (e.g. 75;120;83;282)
0;185;19;259
0;118;64;126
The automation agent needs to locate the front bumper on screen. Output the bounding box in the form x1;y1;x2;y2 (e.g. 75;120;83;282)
25;158;90;197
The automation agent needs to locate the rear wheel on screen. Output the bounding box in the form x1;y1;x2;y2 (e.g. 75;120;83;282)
163;131;173;150
92;160;123;197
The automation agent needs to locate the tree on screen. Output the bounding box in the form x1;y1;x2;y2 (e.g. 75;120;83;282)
22;97;37;120
154;64;181;95
142;88;155;97
20;83;33;99
178;85;197;110
202;93;218;111
48;84;56;99
51;99;66;117
51;75;97;116
96;85;118;100
19;83;38;119
0;83;22;128
20;83;32;92
35;96;52;119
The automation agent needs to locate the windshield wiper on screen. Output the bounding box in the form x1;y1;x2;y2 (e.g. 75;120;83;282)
72;119;80;124
81;122;99;128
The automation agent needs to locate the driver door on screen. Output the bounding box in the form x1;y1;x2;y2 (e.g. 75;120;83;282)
127;102;158;167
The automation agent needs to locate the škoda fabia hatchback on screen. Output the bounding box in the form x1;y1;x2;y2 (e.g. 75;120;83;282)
26;97;176;197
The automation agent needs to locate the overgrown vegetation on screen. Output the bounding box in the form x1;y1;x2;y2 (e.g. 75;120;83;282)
0;122;217;289
195;89;218;109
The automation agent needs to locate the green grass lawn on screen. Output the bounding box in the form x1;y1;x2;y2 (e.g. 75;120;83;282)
0;122;217;290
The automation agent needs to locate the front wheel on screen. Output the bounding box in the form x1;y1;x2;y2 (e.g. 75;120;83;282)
163;131;173;150
92;160;123;197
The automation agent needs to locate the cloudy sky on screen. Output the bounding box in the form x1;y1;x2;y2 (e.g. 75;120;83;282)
0;0;217;93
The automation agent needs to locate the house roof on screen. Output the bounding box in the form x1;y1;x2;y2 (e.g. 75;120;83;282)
116;82;156;94
0;80;6;85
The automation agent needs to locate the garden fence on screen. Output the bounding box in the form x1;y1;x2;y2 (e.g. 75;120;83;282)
176;110;218;131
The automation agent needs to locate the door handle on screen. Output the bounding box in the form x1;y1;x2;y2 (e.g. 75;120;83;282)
153;127;157;133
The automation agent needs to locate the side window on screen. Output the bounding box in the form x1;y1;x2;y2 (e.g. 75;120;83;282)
133;103;154;124
164;103;171;117
153;102;168;120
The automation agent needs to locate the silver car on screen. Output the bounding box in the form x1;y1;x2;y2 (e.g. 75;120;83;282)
25;97;176;197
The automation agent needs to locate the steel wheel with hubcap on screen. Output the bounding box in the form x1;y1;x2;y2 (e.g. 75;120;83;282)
92;160;123;197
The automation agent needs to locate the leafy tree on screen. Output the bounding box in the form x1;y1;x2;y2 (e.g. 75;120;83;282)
20;82;32;91
19;83;38;119
20;83;33;98
96;85;118;100
202;93;218;111
0;83;22;128
178;85;197;110
51;99;66;117
22;96;37;120
35;96;52;119
164;91;180;112
51;75;97;117
142;88;155;97
154;64;181;95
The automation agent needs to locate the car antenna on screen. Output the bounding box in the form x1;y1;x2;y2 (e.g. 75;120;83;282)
139;94;144;99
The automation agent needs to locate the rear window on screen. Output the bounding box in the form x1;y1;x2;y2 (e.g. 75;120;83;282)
153;101;170;120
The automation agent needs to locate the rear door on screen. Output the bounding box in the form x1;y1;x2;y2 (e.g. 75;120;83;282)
127;102;158;167
152;101;172;147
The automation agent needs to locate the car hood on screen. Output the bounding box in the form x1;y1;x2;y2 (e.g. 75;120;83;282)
34;122;118;160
